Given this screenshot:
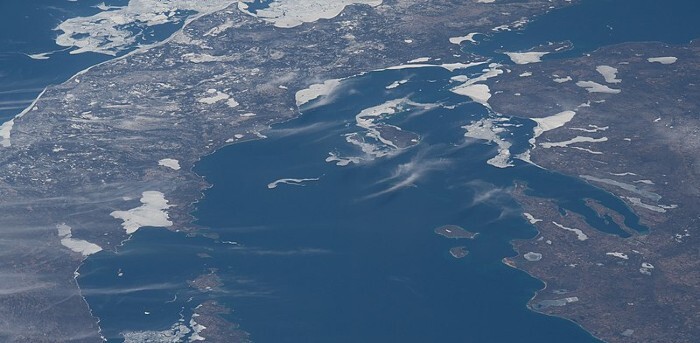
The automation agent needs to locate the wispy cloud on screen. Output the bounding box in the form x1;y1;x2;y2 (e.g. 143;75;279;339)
268;121;338;138
464;180;510;207
230;246;332;256
364;151;451;199
79;282;179;296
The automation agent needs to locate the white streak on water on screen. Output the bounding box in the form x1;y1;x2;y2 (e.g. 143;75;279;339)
267;178;320;189
365;154;450;198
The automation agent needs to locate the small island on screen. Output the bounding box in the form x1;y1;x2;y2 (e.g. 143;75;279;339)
449;246;469;259
434;225;479;239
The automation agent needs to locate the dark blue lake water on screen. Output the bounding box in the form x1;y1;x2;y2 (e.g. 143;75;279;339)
2;0;699;342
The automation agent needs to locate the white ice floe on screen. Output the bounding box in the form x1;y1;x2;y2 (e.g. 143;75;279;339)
204;19;235;37
326;152;361;166
580;175;661;201
504;52;549;65
570;146;603;154
56;0;237;55
94;2;123;10
226;98;240;108
189;314;207;341
0;88;47;148
267;178;320;189
515;150;534;164
0;120;14;148
531;110;576;141
158;158;181;170
576;81;621;94
241;0;382;28
385;79;408;89
524;252;543;262
56;223;103;256
639;262;655;275
596;65;621;84
341;98;434;159
519;72;532;77
610;172;637;176
450;63;504;108
111;191;173;234
606;252;629;260
540;135;608;149
523;212;542;224
553;76;572;83
295;79;342;107
377;61;487;73
449;33;480;45
647;56;677;64
198;89;235;105
122;311;206;342
553;221;588;241
623;196;667;213
522;111;577;163
408;57;431;63
27;52;52;60
183;53;231;63
571;125;608;133
463;117;513;168
451;84;493;108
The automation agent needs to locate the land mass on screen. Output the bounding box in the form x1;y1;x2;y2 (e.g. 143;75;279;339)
490;40;700;342
0;0;577;341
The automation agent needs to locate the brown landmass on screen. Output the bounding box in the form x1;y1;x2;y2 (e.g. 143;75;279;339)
489;41;700;342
